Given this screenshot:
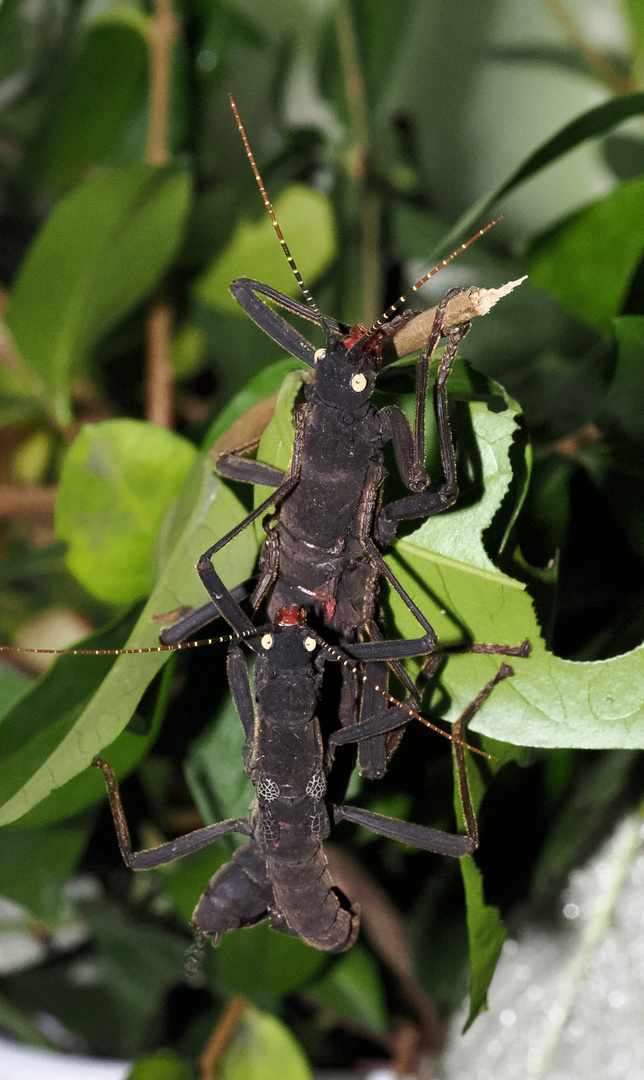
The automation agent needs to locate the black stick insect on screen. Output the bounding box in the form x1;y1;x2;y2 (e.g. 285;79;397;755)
89;578;516;953
161;98;529;779
1;592;514;952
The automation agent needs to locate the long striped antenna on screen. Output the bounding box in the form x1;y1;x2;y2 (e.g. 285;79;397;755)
368;216;502;335
307;628;495;760
1;623;495;758
229;96;324;324
0;626;258;658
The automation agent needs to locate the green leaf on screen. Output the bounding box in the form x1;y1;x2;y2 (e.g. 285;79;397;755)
449;709;506;1028
219;1005;312;1080
126;1051;196;1080
42;12;149;185
15;647;174;828
201;357;304;451
307;945;387;1036
4;164;191;425
216;922;326;1009
185;691;254;823
460;857;506;1032
0;454;256;825
195;185;336;315
82;903;188;1056
0;821;89;921
55;420;197;604
382;364;644;750
601;315;644;439
439;93;644;254
528;177;644;332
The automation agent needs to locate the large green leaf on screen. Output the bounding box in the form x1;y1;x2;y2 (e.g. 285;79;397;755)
439;93;644;253
378;375;644;751
195;185;336;315
56;420;197;604
528;177;644;332
42;10;149;185
0;455;256;825
3;164;191;425
219;1005;312;1080
460;856;506;1031
216;922;326;1009
306;945;388;1036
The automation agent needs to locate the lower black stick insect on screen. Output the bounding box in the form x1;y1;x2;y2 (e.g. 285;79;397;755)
2;564;520;951
160;98;524;781
94;600;515;952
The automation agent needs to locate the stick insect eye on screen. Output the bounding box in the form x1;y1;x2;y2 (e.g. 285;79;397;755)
351;373;367;393
261;633;274;650
303;636;316;652
314;349;326;363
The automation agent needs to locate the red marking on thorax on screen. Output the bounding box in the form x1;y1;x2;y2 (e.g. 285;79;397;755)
342;324;368;350
275;605;306;627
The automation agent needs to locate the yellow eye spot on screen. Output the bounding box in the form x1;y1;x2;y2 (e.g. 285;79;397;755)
351;373;367;392
303;636;316;652
261;633;273;649
314;349;326;363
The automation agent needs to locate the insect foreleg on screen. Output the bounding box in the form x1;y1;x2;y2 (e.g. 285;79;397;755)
229;277;331;367
376;315;469;541
216;456;285;489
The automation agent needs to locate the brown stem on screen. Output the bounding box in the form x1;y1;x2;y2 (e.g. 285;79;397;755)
145;293;174;428
199;996;249;1080
0;485;57;518
335;1;382;325
146;0;180;166
144;0;180;428
540;0;635;95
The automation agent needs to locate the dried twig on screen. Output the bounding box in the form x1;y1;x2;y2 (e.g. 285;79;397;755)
390;277;527;359
144;0;180;428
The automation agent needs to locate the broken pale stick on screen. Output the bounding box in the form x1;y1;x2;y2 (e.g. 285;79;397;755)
390;277;528;359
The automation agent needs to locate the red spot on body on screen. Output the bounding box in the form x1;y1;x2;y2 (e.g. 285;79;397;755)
342;324;368;350
325;597;337;619
276;605;301;626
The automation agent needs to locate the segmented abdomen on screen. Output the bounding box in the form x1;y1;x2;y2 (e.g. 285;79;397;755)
267;837;358;953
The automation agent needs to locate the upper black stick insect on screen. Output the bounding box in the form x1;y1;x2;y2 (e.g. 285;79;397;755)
161;98;524;779
93;600;514;953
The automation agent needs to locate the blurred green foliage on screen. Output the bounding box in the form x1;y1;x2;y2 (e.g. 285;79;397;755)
1;0;644;1074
